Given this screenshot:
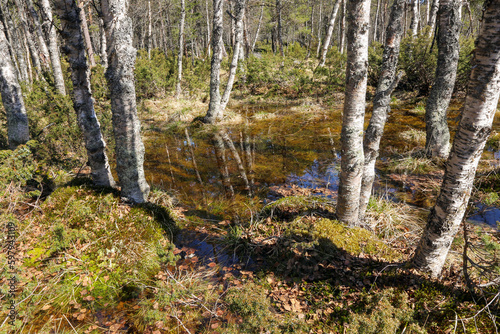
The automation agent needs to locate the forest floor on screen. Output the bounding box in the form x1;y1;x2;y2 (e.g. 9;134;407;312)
1;93;500;333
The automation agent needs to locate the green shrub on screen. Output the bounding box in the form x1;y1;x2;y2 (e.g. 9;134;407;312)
315;46;346;90
368;41;384;87
398;30;437;95
135;49;175;99
455;36;475;92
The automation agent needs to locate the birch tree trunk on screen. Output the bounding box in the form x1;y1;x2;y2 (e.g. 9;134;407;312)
175;0;185;98
13;0;43;79
54;0;114;187
318;0;341;67
409;0;420;36
316;0;322;57
101;0;150;203
205;0;211;55
203;0;224;124
0;23;29;149
0;1;24;82
251;0;264;53
99;18;107;68
372;0;381;43
147;0;152;59
220;0;245;112
78;0;95;67
359;0;405;222
305;1;314;59
428;0;439;37
40;0;66;95
412;0;500;277
339;0;346;54
25;0;50;70
276;0;284;57
424;0;461;159
336;0;370;226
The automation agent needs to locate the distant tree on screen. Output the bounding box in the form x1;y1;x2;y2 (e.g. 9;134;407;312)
101;0;150;203
318;0;341;67
175;0;186;98
0;21;29;149
412;0;500;277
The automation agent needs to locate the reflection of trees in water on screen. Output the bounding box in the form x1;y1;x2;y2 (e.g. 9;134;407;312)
212;127;254;197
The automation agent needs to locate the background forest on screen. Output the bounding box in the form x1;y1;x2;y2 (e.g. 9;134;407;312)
1;0;500;333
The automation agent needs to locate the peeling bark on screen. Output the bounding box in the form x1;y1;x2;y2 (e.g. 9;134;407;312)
359;0;405;222
336;0;370;225
53;0;115;187
412;0;500;277
425;0;461;159
102;0;150;203
0;21;29;149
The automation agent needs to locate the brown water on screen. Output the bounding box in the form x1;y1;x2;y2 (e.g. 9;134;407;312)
142;102;500;225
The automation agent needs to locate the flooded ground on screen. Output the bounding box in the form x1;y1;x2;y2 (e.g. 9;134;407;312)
142;102;500;227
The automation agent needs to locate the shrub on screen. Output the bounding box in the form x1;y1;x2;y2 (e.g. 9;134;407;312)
135;49;175;99
398;30;437;95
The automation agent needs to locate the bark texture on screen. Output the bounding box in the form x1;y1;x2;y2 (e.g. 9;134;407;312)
359;0;405;222
40;0;66;95
25;0;50;70
424;0;461;158
54;0;115;187
0;22;29;149
102;0;150;203
203;0;224;124
428;0;439;36
175;0;185;98
412;0;500;277
336;0;370;225
318;0;341;67
220;0;245;111
79;0;95;67
409;0;420;36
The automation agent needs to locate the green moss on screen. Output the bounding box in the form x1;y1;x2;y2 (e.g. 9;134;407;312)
347;289;426;334
314;219;396;259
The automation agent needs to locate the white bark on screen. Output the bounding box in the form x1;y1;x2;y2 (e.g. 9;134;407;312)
78;0;95;67
54;0;114;187
40;0;66;95
336;0;371;225
359;0;405;222
25;0;50;70
220;0;245;112
318;0;341;67
175;0;185;98
410;0;420;36
251;0;264;53
424;0;461;158
102;0;150;203
412;0;500;277
203;0;224;124
428;0;439;37
0;23;29;149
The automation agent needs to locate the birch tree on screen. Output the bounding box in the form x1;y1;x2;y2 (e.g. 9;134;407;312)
359;0;405;222
0;22;29;149
411;0;500;277
53;0;115;187
336;0;370;225
409;0;420;36
202;0;224;124
220;0;245;111
40;0;66;95
318;0;341;67
424;0;461;158
102;0;150;203
175;0;185;98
